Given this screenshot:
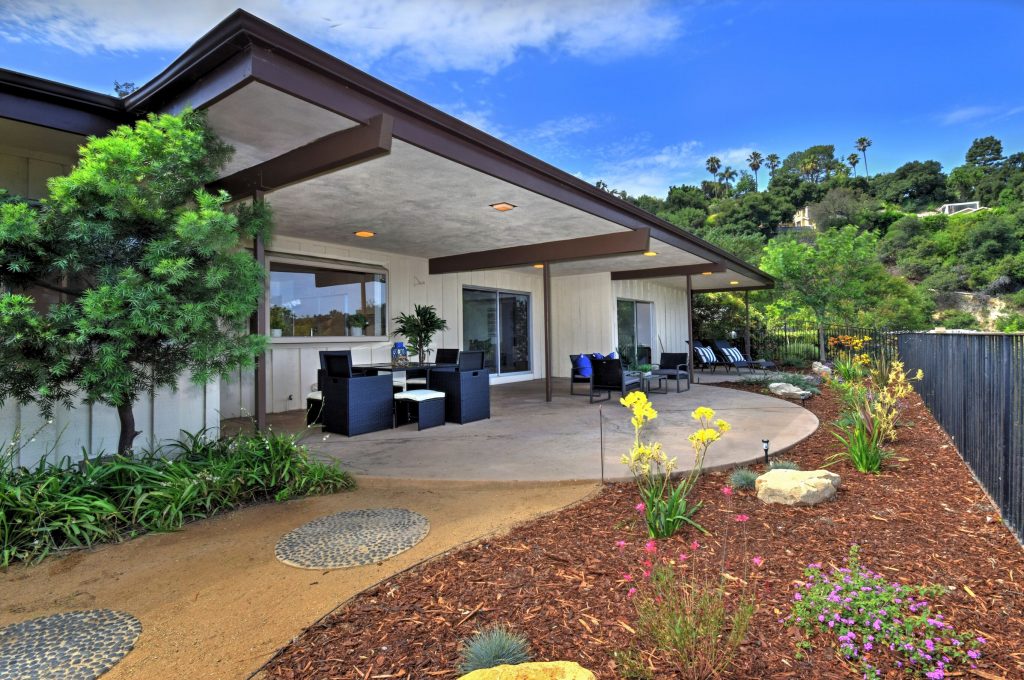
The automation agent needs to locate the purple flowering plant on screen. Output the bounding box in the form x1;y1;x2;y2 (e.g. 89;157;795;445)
787;546;984;679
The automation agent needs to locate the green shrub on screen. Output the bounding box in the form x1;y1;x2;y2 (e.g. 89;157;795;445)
935;309;980;329
996;311;1024;332
789;546;984;679
458;625;532;673
741;372;821;395
829;407;889;473
1;429;354;566
769;459;800;470
729;467;759;490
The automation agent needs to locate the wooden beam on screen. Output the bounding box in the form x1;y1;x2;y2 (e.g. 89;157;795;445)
209;113;393;195
429;228;650;275
610;262;725;280
686;275;695;382
251;191;268;432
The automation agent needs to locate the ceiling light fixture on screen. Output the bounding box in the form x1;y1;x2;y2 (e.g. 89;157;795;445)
533;263;544;269
729;280;740;285
353;230;376;238
643;251;657;256
490;202;516;212
701;271;714;276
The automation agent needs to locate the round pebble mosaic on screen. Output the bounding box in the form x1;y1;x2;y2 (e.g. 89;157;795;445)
275;508;430;569
0;609;142;680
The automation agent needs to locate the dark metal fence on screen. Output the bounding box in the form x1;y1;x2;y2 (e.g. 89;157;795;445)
899;333;1024;543
746;323;901;365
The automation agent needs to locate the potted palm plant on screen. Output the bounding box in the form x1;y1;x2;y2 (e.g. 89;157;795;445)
393;304;448;364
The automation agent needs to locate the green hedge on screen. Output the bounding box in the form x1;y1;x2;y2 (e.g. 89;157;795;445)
1;430;354;566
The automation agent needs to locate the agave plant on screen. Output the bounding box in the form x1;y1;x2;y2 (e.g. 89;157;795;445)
392;304;448;364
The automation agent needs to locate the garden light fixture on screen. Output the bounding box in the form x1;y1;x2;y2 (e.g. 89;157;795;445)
762;439;770;466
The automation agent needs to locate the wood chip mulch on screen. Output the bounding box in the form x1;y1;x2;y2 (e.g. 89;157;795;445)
261;385;1024;680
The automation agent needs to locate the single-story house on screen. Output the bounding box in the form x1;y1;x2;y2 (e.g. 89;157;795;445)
0;10;771;466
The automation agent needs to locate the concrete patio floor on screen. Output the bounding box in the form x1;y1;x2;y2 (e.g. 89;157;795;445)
231;379;819;482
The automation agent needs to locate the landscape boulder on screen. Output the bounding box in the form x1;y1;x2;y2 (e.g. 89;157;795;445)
756;469;841;506
768;382;812;400
811;361;832;378
460;662;596;680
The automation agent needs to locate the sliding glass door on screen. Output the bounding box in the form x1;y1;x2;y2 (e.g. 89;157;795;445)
616;299;654;367
463;288;531;375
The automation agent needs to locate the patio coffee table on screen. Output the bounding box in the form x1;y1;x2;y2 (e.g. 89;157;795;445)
393;389;445;430
642;372;668;394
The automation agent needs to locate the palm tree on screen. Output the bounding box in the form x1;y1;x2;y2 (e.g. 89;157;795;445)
747;151;763;190
765;153;781;180
855;137;872;177
847;153;860;176
720;166;738;194
706;156;722;197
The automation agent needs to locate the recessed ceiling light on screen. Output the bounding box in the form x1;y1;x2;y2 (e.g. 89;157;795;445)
353;230;376;238
701;271;714;276
643;251;657;256
490;202;516;212
533;263;544;269
729;280;740;285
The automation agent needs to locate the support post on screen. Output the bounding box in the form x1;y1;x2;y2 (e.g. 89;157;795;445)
686;275;695;382
744;290;751;357
544;262;553;403
252;191;268;432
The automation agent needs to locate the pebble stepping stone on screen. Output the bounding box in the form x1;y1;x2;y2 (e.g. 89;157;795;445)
0;609;141;680
275;508;429;569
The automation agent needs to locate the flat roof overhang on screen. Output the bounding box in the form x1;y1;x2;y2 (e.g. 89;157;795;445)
0;9;772;291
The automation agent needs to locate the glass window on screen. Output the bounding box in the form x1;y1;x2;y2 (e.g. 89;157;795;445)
617;299;654;367
268;261;387;338
463;287;531;375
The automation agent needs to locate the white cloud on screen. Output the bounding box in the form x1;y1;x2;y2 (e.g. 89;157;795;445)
0;0;683;73
939;105;1024;126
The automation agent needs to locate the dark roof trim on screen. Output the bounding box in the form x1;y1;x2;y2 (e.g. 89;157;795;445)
693;283;773;293
611;263;727;280
0;68;128;136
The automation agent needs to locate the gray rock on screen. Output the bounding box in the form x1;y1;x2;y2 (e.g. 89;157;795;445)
768;382;811;399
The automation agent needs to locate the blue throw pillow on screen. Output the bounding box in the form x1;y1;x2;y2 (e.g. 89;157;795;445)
607;351;617;359
575;353;593;378
591;352;604;360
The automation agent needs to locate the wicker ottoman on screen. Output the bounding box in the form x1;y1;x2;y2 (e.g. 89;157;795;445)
393;389;446;431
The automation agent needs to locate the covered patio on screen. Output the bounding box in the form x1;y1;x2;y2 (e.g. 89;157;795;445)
224;379;818;482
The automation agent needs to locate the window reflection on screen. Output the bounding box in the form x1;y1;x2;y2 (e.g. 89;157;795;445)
269;261;387;338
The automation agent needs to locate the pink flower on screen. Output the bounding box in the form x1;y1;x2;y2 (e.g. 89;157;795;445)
635;502;646;513
642;559;652;568
735;514;750;522
642;569;651;578
644;540;658;554
721;486;733;496
678;553;689;562
690;541;700;550
752;556;764;567
615;540;626;550
627;587;637;598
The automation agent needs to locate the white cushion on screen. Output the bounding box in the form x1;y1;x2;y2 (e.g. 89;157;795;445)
307;391;322;401
723;347;745;363
696;347;717;364
406;377;428;386
393;389;445;402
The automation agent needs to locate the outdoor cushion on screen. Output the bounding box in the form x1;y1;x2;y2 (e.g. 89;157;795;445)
607;351;617;359
722;346;746;363
574;353;593;378
696;346;717;364
393;389;446;402
307;391;322;401
591;352;604;359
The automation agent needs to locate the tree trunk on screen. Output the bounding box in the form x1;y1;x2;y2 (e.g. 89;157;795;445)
818;324;827;363
116;402;141;455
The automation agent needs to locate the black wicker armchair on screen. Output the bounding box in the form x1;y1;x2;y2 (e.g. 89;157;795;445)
588;358;642;403
318;350;394;436
428;350;490;424
651;352;690;392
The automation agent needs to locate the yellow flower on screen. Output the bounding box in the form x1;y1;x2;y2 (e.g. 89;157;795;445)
715;419;732;433
688;428;721;446
691;406;716;421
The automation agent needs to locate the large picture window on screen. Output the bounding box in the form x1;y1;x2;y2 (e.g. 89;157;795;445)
268;260;387;338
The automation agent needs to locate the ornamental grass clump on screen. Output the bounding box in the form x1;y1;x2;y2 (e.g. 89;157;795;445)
729;466;759;490
457;625;531;673
620;392;729;538
769;458;801;471
788;546;984;679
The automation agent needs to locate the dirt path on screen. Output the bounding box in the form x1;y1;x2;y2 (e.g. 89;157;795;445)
0;478;598;679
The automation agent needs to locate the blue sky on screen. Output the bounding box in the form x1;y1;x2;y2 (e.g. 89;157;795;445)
2;0;1023;198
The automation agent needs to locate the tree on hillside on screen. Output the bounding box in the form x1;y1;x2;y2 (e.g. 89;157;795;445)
765;153;781;179
0;110;270;454
965;136;1004;167
720;166;738;194
856;137;872;177
807;187;874;230
705;156;722;195
870;160;949;210
747;151;763;190
847;153;860;176
761;226;888;359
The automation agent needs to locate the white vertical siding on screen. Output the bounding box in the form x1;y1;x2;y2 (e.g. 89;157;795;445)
549;273;615;378
611;279;690;364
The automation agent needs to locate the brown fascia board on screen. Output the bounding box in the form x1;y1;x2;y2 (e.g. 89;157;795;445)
0;68;128;136
80;9;772;286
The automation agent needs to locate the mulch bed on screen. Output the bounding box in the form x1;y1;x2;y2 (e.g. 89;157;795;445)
261;385;1024;679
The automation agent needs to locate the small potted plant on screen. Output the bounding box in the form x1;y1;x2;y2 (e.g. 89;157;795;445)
346;311;369;336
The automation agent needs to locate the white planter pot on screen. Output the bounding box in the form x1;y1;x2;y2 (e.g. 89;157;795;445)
270;328;283;338
350;327;364;336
